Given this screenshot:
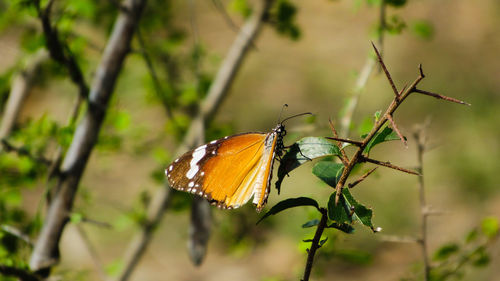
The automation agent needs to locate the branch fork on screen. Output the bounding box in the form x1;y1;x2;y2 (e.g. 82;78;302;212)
331;43;469;204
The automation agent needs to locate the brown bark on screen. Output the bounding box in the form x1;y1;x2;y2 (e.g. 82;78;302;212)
29;0;147;273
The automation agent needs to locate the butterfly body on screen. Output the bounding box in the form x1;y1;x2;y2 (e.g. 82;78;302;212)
165;124;286;211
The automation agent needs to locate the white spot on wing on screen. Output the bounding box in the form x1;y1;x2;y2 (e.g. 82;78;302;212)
188;181;194;188
186;147;206;179
210;140;217;144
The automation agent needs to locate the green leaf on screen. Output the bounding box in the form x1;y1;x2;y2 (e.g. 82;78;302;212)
481;216;499;239
363;126;401;154
230;0;252;18
257;197;319;224
472;246;490;267
312;161;344;187
70;213;83;224
411;20;434;40
433;243;459;261
105;259;124;277
465;229;478;243
302;219;319;228
327;189;377;231
276;137;340;192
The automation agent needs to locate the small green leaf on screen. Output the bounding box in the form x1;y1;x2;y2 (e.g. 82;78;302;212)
374;110;382;122
411;20;434;40
312;161;344;187
276;137;340;192
70;213;83;224
106;259;125;277
472;246;490;267
363;126;401;154
433;243;459;261
302;219;319;228
257;197;320;224
481;216;499;239
327;189;376;231
465;229;478;243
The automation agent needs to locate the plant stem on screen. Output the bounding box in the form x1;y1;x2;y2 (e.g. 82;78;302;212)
302;208;328;281
415;126;431;280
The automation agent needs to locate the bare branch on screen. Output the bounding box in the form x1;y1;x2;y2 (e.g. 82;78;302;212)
414;88;471;106
0;49;49;139
361;156;420;175
1;224;33;246
414;121;431;280
29;0;147;273
75;225;107;281
371;41;399;99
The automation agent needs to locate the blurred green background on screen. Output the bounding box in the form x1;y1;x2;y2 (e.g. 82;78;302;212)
0;0;499;280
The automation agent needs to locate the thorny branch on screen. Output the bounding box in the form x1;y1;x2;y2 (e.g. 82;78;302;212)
332;43;469;204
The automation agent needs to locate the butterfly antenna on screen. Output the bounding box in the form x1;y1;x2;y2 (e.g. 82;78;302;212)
280;112;313;124
277;104;289;123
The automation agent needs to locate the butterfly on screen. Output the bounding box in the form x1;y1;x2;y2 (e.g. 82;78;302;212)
165;112;310;212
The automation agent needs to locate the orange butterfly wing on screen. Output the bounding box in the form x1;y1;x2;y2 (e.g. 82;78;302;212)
166;132;278;211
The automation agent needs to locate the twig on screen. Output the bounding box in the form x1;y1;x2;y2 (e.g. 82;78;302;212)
33;0;89;101
334;43;467;204
371;41;399;98
1;139;52;166
114;1;274;279
0;265;42;281
361;156;419;175
302;208;328;281
328;118;349;165
387;114;407;147
0;49;49;139
29;0;147;273
1;224;33;246
325;136;363;147
414;89;470;106
348;167;377;188
136;28;173;119
414;122;431;281
75;225;107;281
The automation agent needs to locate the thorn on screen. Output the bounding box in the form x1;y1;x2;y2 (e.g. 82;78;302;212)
414;89;470;106
348;167;378;188
325;137;363;147
371;42;400;98
361;156;420;175
387;114;407;148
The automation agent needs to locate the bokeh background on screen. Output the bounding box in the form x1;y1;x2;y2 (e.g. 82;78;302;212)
0;0;499;280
